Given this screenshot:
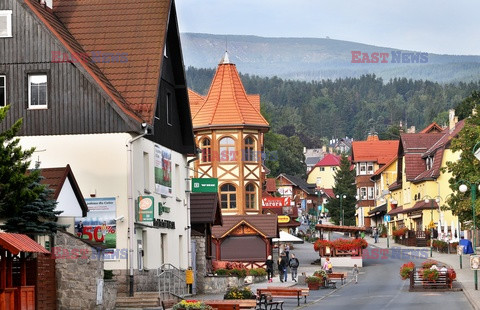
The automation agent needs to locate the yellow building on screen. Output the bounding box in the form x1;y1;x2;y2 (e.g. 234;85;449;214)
368;157;397;228
306;153;342;188
386;117;464;241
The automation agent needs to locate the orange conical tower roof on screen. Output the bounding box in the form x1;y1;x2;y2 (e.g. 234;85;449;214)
191;52;269;129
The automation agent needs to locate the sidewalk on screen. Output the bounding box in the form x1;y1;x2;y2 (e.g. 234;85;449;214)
371;236;480;310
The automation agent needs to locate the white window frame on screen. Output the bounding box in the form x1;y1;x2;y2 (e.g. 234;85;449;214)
367;162;374;174
0;10;13;38
0;75;5;107
28;74;48;109
360;187;367;200
359;163;367;175
319;167;325;172
368;187;374;200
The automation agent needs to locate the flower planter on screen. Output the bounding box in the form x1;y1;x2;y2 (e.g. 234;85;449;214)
307;282;321;290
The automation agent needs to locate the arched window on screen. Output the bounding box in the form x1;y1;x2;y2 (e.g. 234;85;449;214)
245;183;256;209
201;138;211;163
219;137;236;161
220;184;237;209
244;137;256;161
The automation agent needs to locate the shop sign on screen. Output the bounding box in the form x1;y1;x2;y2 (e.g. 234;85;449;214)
137;196;154;222
262;197;291;207
278;215;290;223
192;178;218;193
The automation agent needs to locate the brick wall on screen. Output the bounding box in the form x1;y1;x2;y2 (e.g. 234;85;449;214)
35;253;56;310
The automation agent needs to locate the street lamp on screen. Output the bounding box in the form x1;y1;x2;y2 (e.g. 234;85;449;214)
459;181;480;290
422;195;436;258
336;194;347;226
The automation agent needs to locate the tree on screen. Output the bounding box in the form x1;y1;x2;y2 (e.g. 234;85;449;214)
264;131;305;178
444;92;480;227
325;155;356;225
0;106;64;235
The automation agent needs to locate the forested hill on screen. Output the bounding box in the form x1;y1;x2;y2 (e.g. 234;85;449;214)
180;33;480;84
186;67;480;146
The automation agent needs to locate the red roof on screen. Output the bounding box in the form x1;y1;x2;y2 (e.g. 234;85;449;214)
265;178;277;192
387;206;404;215
0;233;49;255
315;154;341;167
403;200;439;213
188;89;206;116
315;224;367;232
26;0;175;124
372;156;397;178
420;122;444;133
351;140;399;164
191;53;269;128
322;188;335;198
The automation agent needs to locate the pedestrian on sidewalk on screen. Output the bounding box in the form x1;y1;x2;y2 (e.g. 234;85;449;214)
278;252;288;282
323;257;333;273
289;253;299;282
266;255;274;283
352;264;359;284
373;227;379;243
285;244;290;260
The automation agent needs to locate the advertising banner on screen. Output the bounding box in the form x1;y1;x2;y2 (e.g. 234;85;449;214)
75;197;116;248
154;144;172;196
137;196;154;222
262;197;291;207
192;178;218;193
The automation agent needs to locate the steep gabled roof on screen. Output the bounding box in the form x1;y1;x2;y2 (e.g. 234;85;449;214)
277;174;315;195
211;214;278;239
400;133;444;181
315;154;341;167
188;89;206;116
420;122;444;133
190;193;222;226
192;53;269;129
371;156;397;179
351;140;399;164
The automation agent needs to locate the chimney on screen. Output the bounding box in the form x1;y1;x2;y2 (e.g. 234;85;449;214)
322;145;327;153
407;126;415;133
46;0;52;8
449;109;456;130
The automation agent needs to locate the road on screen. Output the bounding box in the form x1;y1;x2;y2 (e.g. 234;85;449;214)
286;226;472;310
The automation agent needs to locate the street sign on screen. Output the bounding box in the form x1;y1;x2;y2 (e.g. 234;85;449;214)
278;215;290;223
384;215;391;222
470;255;480;270
192;178;218;193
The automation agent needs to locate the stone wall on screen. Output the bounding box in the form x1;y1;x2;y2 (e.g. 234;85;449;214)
202;276;245;294
54;231;117;310
113;268;158;294
192;235;207;294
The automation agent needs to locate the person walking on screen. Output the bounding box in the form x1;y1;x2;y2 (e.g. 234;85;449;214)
285;244;290;260
323;257;333;273
266;255;274;283
352;264;359;283
278;252;288;282
373;227;379;243
289;253;299;282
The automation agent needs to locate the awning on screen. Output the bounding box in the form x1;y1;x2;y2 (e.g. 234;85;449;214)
0;233;49;255
272;231;304;244
190;193;223;226
387;206;404;215
315;224;367;233
368;203;387;215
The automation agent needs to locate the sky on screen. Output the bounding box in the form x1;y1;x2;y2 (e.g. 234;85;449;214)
176;0;480;56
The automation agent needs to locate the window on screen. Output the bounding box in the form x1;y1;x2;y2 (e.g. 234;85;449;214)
426;156;434;170
368;187;374;200
367;162;374;174
245;183;256;209
220;184;236;209
0;11;12;38
244;137;256;161
359;163;366;175
319;167;325;172
331;167;337;171
201;138;211;163
143;152;150;193
219;137;236;161
28;74;47;109
166;92;172;126
360;187;367;200
0;75;5;107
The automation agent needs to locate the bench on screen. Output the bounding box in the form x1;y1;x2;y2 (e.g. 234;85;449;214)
257;287;307;306
413;272;449;289
256;293;284;310
204;301;240;310
327;272;347;285
205;299;256;310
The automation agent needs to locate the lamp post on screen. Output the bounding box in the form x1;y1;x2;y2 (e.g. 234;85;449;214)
336;194;347;226
422;196;435;258
459;181;480;290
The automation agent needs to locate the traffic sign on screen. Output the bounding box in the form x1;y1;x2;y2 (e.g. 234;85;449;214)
384;215;391;222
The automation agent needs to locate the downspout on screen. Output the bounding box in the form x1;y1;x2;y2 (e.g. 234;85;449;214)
186;151;199;293
127;128;148;297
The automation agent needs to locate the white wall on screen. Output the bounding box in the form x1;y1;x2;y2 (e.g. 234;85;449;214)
19;133;189;271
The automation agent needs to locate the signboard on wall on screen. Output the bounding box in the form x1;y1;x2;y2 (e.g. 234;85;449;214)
137;196;154;222
278;215;290;223
277;186;292;196
75;197;117;248
154;144;172;196
262;197;291;207
192;178;218;193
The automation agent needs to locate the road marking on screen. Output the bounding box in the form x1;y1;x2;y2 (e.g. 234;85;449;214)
382;277;406;310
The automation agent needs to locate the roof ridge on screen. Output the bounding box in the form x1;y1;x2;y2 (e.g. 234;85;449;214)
228;65;246;124
207;65;225;125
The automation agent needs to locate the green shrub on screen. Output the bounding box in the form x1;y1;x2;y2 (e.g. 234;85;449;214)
224;286;256;299
248;268;267;276
215;268;230;276
229;268;247;278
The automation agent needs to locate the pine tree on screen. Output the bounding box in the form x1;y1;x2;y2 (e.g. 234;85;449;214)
325;154;357;226
0;106;64;235
444;93;480;227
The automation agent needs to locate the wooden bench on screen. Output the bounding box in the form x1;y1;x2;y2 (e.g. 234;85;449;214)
204;299;256;310
327;272;347;285
414;272;449;289
256;293;284;310
257;287;307;306
204;301;240;310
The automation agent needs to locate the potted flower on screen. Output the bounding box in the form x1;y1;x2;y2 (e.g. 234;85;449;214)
173;300;214;310
422;269;439;282
224;286;256;300
399;262;415;280
313;269;327;279
421;260;438;269
306;276;323;290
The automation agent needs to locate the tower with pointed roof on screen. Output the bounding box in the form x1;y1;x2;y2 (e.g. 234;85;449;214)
189;52;269;215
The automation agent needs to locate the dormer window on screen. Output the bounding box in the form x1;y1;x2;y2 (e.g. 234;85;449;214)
0;11;12;38
426;156;434;170
367;162;374;174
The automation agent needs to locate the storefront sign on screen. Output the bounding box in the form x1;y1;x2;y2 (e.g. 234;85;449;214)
278;215;290;223
277;186;292;196
471;255;480;270
153;219;175;229
158;202;170;215
262;197;291;207
154;144;172;196
137;196;154;222
192;178;218;193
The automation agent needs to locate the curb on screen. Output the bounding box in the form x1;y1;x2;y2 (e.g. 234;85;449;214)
458;281;479;310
